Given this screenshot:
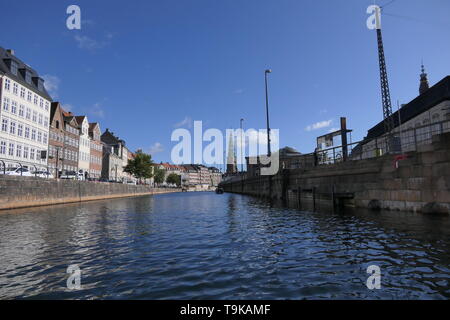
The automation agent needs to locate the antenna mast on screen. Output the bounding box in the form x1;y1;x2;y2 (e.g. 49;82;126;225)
376;27;395;139
368;4;395;151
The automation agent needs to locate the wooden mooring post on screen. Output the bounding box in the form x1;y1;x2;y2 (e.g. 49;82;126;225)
331;184;336;214
313;187;316;212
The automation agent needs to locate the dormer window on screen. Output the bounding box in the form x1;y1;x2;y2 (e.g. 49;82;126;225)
11;60;18;76
38;78;44;91
25;70;32;84
33;77;44;91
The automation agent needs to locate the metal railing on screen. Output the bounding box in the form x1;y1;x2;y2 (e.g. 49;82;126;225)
220;119;450;182
286;119;450;169
0;159;47;177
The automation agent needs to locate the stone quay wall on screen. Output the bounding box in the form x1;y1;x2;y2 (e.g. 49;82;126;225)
0;177;180;210
220;132;450;215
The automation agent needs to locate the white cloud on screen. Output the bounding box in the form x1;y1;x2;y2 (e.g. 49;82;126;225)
174;116;193;128
232;129;278;147
74;33;112;51
89;102;105;118
149;142;164;155
81;19;95;27
305;119;333;132
234;89;245;94
246;129;275;146
74;35;101;50
62;104;74;112
42;75;60;98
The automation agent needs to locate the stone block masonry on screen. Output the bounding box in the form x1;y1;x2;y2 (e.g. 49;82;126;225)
0;176;180;210
220;132;450;215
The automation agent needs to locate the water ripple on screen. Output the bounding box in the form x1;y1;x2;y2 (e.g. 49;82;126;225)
0;193;449;299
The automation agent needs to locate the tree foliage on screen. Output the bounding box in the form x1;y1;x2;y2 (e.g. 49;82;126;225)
123;150;154;180
166;173;181;186
153;167;166;185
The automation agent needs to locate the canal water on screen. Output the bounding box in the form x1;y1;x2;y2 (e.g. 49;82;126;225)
0;192;449;299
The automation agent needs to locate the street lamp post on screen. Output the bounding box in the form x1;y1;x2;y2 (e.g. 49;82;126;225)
240;118;244;172
265;69;272;157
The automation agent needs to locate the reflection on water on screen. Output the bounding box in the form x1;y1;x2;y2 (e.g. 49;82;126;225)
0;192;449;299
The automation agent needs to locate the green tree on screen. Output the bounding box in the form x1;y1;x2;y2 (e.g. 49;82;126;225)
153;167;166;185
166;173;181;187
123;150;154;182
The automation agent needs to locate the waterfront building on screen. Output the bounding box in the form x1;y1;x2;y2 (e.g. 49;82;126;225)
197;164;211;190
157;162;184;180
208;167;222;187
101;128;128;182
180;164;199;188
88;122;103;179
178;164;220;190
75;116;91;179
124;149;137;183
0;48;51;171
48;102;64;176
360;70;450;156
152;162;184;186
48;103;80;176
121;146;135;183
61;110;80;173
245;147;303;177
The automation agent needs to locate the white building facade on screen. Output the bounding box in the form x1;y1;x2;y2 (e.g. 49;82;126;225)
76;116;91;177
0;48;51;171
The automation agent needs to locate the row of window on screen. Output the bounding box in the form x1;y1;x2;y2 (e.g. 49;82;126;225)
49;130;80;149
4;78;49;111
80;136;91;148
79;151;90;162
90;141;102;152
0;140;45;162
65;135;79;148
50;131;64;143
1;117;48;145
90;155;102;165
2;97;49;128
48;163;78;173
48;145;79;162
89;169;101;177
66;125;79;135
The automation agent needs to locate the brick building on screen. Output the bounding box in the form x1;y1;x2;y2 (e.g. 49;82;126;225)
88;122;102;179
48;104;80;176
48;102;64;176
61;110;80;174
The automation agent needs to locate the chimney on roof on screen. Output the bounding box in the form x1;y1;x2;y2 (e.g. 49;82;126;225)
6;49;15;56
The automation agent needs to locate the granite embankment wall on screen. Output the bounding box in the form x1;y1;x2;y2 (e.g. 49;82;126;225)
0;177;180;210
221;132;450;215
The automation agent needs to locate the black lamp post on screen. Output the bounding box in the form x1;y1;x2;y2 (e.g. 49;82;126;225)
265;69;272;157
240;118;244;172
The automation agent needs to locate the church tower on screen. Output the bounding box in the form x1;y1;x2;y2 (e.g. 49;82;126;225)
419;63;430;95
226;132;237;174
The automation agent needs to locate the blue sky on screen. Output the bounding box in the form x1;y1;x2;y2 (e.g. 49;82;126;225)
1;0;450;164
